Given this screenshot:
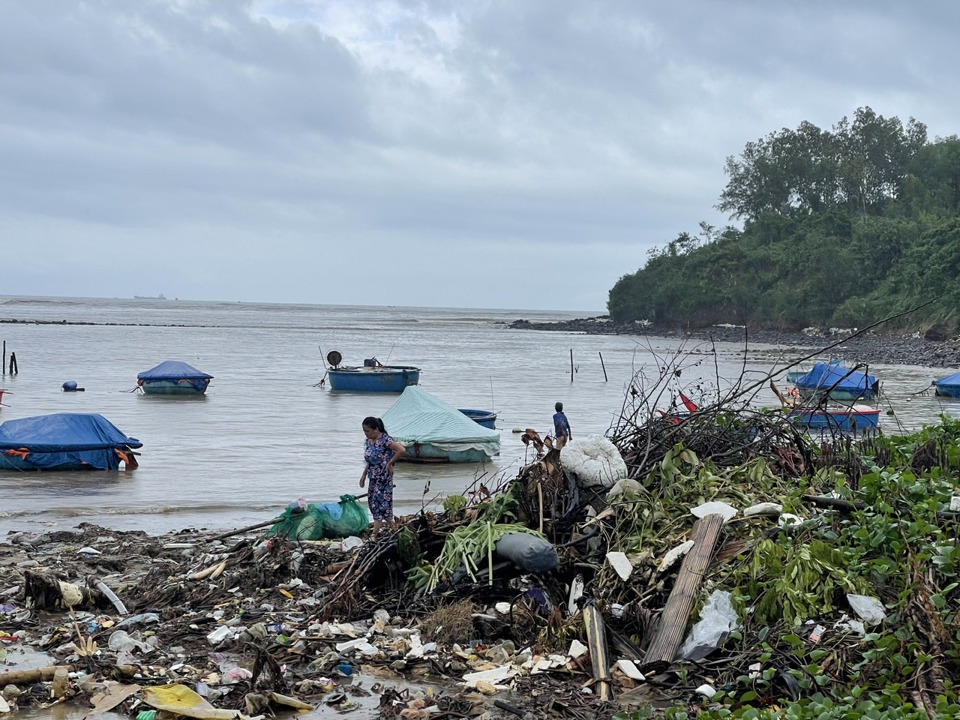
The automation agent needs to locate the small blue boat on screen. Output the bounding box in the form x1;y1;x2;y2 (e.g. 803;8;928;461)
793;361;880;402
138;360;213;395
786;404;881;431
0;413;142;471
325;351;420;392
459;408;497;429
932;371;960;398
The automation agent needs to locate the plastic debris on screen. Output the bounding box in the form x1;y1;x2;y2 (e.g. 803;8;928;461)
690;501;738;522
658;540;695;572
606;551;634;581
680;589;739;659
847;594;887;624
743;502;783;517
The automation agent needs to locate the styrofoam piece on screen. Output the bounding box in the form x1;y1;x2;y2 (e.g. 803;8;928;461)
606;551;633;581
616;659;645;681
743;502;783;517
568;639;588;659
690;501;737;522
658;540;694;572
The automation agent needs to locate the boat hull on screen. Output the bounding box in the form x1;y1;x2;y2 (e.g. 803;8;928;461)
401;442;494;463
0;453;123;471
787;405;881;431
933;383;960;398
459;408;497;429
141;380;209;395
796;387;878;403
0;413;141;471
327;366;420;392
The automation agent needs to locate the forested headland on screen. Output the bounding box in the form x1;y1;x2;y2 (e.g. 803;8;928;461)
608;108;960;335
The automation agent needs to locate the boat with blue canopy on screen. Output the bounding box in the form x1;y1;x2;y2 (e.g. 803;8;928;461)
383;386;500;463
0;413;142;471
458;408;497;429
324;351;420;393
792;361;880;402
932;371;960;398
137;360;213;395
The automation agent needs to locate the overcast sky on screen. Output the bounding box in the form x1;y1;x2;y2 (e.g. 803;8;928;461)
2;1;958;312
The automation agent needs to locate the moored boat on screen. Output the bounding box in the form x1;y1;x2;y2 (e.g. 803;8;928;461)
383;386;500;463
0;413;142;471
793;361;880;402
786;404;881;431
458;408;497;429
324;351;420;393
932;371;960;398
137;360;213;395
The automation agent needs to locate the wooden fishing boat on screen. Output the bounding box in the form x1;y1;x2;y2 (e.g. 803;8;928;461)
0;413;141;471
458;408;497;429
324;351;420;393
137;360;213;395
383;386;500;463
786;404;881;431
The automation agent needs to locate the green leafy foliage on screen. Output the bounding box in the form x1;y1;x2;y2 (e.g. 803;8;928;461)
608;107;960;332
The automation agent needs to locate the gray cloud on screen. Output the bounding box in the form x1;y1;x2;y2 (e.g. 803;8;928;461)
1;0;958;310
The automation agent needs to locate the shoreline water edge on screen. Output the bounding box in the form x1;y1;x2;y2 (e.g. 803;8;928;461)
509;316;960;368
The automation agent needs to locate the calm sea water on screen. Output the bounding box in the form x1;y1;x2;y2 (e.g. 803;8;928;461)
0;296;957;537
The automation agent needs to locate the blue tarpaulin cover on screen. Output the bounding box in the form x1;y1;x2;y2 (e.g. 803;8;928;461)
0;413;142;470
794;361;879;395
138;360;213;391
934;371;960;388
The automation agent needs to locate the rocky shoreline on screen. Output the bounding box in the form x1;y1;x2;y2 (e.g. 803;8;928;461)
509;317;960;368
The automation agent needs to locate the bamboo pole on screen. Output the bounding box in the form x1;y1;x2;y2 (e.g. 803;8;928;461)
583;603;612;701
0;666;73;686
641;513;725;671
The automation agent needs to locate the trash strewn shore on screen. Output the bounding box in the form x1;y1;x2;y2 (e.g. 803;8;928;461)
3;359;960;720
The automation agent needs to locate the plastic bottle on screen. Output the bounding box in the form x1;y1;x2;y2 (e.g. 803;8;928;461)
52;667;69;698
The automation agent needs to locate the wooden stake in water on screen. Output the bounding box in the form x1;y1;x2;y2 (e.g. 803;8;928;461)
570;348;574;383
599;351;608;382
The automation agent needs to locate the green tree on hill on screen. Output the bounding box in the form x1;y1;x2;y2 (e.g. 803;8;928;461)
609;108;960;333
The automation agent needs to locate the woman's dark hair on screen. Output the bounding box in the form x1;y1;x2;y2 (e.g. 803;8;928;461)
362;416;386;433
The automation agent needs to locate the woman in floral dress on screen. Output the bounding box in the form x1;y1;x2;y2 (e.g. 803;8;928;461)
359;416;405;536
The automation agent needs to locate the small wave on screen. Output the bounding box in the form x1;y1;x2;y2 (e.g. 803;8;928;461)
7;502;280;519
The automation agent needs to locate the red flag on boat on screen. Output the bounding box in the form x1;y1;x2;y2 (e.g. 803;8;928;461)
678;391;699;413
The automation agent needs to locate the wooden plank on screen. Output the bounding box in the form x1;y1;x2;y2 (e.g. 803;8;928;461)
641;513;725;671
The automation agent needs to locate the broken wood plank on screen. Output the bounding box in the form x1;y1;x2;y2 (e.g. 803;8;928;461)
641;513;725;672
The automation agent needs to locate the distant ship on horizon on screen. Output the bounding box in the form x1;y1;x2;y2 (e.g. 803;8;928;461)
133;294;167;300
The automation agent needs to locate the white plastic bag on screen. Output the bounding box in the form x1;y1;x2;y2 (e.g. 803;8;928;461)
680;589;739;659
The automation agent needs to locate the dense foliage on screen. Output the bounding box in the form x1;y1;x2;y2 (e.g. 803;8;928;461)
608;108;960;333
612;415;960;719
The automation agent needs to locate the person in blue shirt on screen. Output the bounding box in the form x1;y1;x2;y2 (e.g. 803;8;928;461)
553;402;572;449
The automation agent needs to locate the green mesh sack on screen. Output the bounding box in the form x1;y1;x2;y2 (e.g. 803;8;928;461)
321;495;370;538
267;495;369;540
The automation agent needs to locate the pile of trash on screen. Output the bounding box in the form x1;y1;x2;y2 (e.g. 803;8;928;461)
3;374;960;718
